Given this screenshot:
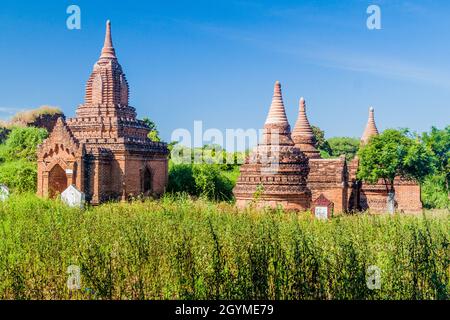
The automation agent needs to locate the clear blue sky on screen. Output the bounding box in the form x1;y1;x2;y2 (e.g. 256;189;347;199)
0;0;449;144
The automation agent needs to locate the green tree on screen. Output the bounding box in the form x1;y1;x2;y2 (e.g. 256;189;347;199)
357;129;435;213
311;125;332;157
142;117;161;142
422;126;450;189
327;137;360;160
0;127;48;162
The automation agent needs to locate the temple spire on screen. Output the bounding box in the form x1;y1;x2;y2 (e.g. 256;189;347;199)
292;97;320;158
262;81;293;146
100;20;116;60
361;107;379;145
293;97;315;139
265;81;289;126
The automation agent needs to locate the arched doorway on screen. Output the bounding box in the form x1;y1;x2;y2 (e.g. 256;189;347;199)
142;167;152;194
48;164;67;198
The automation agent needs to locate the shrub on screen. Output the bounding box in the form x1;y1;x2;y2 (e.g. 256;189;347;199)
421;174;450;209
0;126;47;162
192;164;234;201
167;163;197;196
168;163;234;201
0;159;37;192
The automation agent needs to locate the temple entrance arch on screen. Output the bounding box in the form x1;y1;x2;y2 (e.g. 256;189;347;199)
48;164;68;198
142;166;152;194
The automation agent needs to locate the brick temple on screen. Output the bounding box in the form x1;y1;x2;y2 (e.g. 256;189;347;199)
37;21;169;204
234;81;422;213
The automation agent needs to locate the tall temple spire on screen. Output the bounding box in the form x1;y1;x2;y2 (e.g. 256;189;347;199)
265;81;289;127
100;20;116;60
361;107;379;145
292;97;320;158
262;81;293;146
81;20;130;112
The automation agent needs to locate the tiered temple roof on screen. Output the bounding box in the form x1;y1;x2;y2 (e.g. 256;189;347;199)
67;20;163;151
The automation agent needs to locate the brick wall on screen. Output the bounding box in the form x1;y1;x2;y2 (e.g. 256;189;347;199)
307;157;348;213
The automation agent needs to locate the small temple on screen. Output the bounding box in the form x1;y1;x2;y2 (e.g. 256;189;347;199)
37;21;169;204
233;81;423;213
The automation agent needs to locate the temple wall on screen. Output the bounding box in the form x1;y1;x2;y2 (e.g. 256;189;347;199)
394;181;422;213
360;178;422;213
146;157;169;195
307;158;348;214
121;154;168;198
360;181;389;213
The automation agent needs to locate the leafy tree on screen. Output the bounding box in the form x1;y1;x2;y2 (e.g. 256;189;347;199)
421;174;449;209
311;125;332;156
328;137;360;160
0;127;47;162
357;129;435;212
142;117;161;142
422;126;450;189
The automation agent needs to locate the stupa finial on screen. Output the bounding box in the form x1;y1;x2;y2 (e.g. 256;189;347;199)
265;81;289;126
100;20;116;59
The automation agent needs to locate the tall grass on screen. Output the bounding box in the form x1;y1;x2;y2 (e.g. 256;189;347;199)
0;193;448;300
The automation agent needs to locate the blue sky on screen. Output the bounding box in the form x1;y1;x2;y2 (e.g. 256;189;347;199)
0;0;449;144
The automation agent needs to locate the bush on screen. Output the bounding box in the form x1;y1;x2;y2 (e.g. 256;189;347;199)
422;174;450;209
0;159;37;192
167;163;197;196
168;163;234;201
192;164;234;201
0;126;47;162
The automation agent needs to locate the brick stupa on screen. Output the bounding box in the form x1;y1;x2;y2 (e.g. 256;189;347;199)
292;97;321;159
361;107;379;145
37;21;169;204
233;81;311;210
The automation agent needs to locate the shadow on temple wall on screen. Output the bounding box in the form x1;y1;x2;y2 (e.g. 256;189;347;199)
348;181;361;212
359;190;369;211
107;157;124;202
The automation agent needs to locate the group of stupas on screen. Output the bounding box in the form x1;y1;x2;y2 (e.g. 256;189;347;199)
34;20;422;212
233;81;422;213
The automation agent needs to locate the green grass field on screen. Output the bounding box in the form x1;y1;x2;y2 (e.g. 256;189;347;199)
0;193;448;300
